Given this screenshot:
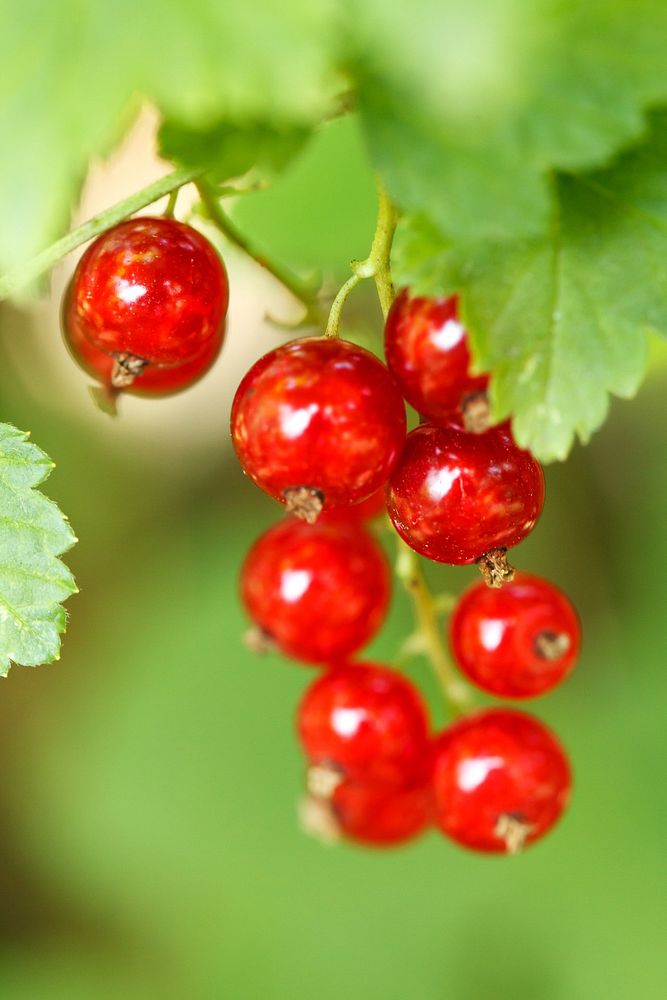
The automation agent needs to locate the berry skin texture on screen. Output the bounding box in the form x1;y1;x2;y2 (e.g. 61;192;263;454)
319;487;387;525
386;423;545;565
70;217;228;366
450;574;581;698
62;281;224;396
331;779;431;847
385;290;489;426
297;663;430;787
241;518;391;664
431;708;572;854
231;338;407;517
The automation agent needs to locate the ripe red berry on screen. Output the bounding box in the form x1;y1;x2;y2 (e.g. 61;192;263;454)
386;423;544;571
319;488;387;525
231;338;406;520
331;779;431;846
450;574;581;698
432;708;572;854
70;217;228;374
62;281;224;397
240;518;390;664
297;663;430;787
385;290;490;429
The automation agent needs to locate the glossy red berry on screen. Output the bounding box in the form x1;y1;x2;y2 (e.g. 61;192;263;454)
319;488;387;525
432;708;572;854
70;217;228;369
331;778;431;846
450;574;581;698
62;280;224;396
241;518;390;664
385;290;489;428
386;423;544;567
297;663;430;787
231;338;407;520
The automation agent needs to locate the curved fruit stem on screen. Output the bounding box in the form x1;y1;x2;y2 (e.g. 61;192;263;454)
324;176;397;337
196;179;325;327
163;188;179;219
0;166;203;301
394;528;475;719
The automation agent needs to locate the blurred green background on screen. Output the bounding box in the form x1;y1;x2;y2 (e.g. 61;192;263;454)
0;116;665;1000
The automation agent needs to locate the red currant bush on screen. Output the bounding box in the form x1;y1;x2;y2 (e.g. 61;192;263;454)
297;663;430;787
450;574;581;698
70;217;228;376
386;423;544;575
62;280;224;397
231;337;407;520
385;290;490;430
431;708;572;854
240;518;390;664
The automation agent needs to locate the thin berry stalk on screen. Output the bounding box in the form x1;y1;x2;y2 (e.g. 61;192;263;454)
395;536;475;717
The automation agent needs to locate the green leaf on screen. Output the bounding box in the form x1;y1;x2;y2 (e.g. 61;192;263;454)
0;0;338;275
394;113;667;461
353;0;667;241
0;424;77;674
158;119;311;183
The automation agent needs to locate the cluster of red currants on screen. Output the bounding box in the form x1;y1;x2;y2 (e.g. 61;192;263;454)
61;217;229;409
60;211;580;854
234;292;580;854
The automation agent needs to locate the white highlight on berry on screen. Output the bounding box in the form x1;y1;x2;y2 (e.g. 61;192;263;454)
114;278;147;304
280;569;311;603
431;318;464;350
332;706;366;737
479;618;505;651
457;755;504;792
280;403;319;439
425;466;461;501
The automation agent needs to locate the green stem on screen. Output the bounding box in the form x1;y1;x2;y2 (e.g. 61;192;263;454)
0;166;202;301
196;179;324;326
163;188;179;219
323;177;397;337
367;179;397;320
395;537;475;717
324;273;362;337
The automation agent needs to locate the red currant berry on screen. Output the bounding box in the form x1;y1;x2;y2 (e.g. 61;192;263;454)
319;488;387;525
62;280;224;397
385;290;490;430
432;708;571;854
231;338;406;521
331;778;431;846
450;574;581;698
241;518;390;664
70;217;228;374
297;663;430;787
386;423;544;571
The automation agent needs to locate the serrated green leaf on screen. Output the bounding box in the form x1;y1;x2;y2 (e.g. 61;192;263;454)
393;114;667;460
0;0;338;275
352;0;667;241
0;424;77;674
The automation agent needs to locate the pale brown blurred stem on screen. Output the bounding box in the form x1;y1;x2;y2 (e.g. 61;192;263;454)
395;536;475;717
